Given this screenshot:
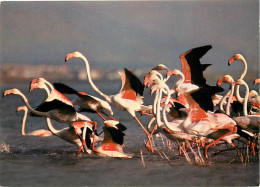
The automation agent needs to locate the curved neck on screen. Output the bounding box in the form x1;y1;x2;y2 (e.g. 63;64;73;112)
21;107;28;135
46;118;60;135
239;57;248;80
155;88;163;127
235;57;248;103
79;54;110;102
175;73;185;89
235;85;244;103
219;92;229;113
153;90;160;115
242;82;249;116
17;91;50;118
162;84;180;131
225;83;235;115
39;78;54;92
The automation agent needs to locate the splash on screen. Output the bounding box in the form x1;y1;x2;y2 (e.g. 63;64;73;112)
0;142;11;153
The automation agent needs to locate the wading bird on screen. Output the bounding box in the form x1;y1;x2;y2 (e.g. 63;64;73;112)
96;120;132;158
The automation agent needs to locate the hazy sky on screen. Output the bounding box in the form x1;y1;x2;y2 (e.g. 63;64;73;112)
1;1;259;77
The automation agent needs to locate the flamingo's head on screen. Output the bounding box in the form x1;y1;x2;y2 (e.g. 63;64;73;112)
143;73;152;87
150;85;160;95
104;120;119;129
104;120;127;132
166;69;182;79
144;70;161;87
3;88;21;97
217;75;233;86
65;51;83;62
228;54;244;66
16;106;27;112
30;80;47;92
152;64;170;72
253;78;260;85
249;90;258;97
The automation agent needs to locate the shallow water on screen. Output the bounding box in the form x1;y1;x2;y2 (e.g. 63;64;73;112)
0;82;259;186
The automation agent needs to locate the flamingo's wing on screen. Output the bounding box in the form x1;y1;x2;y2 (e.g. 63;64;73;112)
120;68;144;100
30;99;76;116
118;71;126;92
168;101;187;118
53;82;81;96
184;89;209;123
116;122;127;131
103;126;125;145
190;86;223;112
179;45;212;86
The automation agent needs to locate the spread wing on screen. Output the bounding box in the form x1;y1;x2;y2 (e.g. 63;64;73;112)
30;99;76;116
179;45;212;86
179;45;224;111
120;68;144;100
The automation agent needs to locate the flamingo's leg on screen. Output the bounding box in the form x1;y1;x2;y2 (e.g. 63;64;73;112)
96;111;106;121
134;116;154;153
205;126;237;160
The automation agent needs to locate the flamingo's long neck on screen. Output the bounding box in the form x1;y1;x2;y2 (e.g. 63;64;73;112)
225;82;235;116
219;92;229;113
155;88;163;127
21;107;28;135
46;118;60;135
80;55;111;103
235;57;248;103
241;81;249;116
162;84;180;132
176;73;185;88
17;91;50;118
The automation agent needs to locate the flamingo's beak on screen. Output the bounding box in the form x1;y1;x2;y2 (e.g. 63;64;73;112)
228;57;234;66
216;79;223;86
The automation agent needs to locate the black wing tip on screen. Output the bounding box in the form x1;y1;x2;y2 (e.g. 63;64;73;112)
124;68;144;96
116;122;127;131
186;45;212;59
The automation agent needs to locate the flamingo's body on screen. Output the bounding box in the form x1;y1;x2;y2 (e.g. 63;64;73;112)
96;120;132;158
53;82;115;121
17;106;52;137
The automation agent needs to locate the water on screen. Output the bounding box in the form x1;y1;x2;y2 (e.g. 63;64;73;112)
0;81;259;186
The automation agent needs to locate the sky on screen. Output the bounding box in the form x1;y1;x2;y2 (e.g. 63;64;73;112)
0;1;259;79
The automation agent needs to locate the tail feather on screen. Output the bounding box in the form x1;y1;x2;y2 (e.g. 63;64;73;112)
236;125;256;141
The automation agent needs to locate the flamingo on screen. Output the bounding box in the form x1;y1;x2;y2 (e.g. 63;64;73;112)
52;82;116;121
96;120;132;158
17;106;52;137
3;88;99;154
228;54;247;103
65;51;154;152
